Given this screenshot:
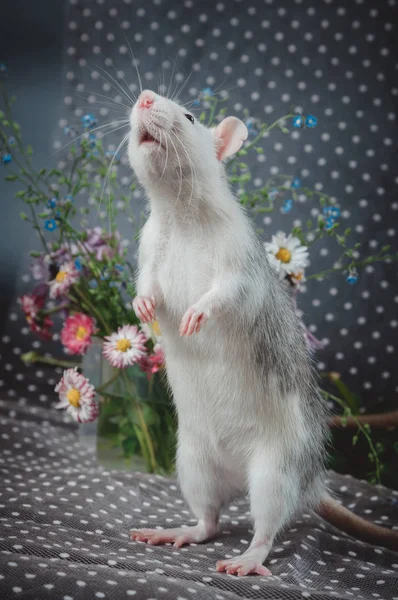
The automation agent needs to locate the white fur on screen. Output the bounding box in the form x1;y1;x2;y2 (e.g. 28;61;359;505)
128;91;324;574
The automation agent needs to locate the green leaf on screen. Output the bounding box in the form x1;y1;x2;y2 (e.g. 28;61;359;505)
19;212;28;221
4;174;17;181
331;378;361;414
29;251;42;257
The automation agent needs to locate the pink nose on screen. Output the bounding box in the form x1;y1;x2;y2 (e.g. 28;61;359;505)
138;90;155;109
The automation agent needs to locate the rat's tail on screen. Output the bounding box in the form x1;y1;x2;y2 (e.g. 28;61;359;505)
316;497;398;551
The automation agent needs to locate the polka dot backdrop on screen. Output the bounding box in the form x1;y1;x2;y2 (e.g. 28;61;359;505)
0;394;397;599
1;3;398;596
1;0;398;413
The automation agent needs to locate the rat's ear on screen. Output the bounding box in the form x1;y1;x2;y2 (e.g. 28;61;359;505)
213;117;248;161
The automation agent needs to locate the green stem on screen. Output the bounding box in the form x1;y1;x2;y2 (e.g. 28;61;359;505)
70;287;112;334
21;351;79;369
42;302;69;316
322;391;381;483
96;370;120;394
307;253;398;281
227;113;295;170
206;97;219;127
28;204;49;253
121;370;157;472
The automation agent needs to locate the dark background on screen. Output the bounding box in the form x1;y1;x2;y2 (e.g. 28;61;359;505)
0;0;397;483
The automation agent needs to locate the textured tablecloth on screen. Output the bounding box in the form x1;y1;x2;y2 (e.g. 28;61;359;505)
0;393;397;600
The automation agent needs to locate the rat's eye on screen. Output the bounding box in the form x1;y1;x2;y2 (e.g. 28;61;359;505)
184;114;195;124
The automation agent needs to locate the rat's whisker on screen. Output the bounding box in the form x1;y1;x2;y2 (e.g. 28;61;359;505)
122;31;143;94
172;69;194;104
83;63;135;107
165;132;183;208
167;52;179;99
95;64;137;107
154;129;163;163
169;129;198;215
75;95;130;115
159;129;169;181
97;130;130;227
50;119;130;156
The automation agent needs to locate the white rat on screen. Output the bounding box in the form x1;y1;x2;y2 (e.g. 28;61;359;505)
128;90;398;576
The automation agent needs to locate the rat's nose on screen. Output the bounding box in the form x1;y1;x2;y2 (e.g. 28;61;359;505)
138;90;155;109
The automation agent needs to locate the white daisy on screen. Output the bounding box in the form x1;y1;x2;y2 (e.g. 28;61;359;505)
103;324;148;369
55;367;98;423
264;231;309;281
48;262;79;299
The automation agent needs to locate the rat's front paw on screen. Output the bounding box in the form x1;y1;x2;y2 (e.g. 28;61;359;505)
179;305;209;337
133;295;156;324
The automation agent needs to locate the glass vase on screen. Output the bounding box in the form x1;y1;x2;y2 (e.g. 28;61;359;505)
80;339;176;474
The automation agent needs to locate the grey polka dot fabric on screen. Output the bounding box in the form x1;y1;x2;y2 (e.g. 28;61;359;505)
0;389;398;599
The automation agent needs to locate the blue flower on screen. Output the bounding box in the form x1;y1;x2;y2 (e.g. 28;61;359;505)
292;115;304;128
329;206;341;219
8;136;15;145
115;264;124;272
291;177;301;189
1;154;12;164
346;272;358;285
324;217;335;231
82;113;97;128
269;188;279;201
192;99;200;107
109;281;120;288
202;87;214;97
44;218;57;232
61;194;74;205
46;198;57;209
245;120;259;137
306;115;318;128
281;199;293;214
74;257;83;271
323;205;341;220
0;64;8;77
88;280;98;289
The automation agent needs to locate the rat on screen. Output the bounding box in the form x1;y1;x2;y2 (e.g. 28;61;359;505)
128;89;398;576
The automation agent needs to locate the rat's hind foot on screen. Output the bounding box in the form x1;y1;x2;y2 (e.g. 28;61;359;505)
216;543;272;577
130;523;218;548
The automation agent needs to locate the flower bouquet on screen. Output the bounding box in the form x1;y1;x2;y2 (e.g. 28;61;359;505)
1;71;397;479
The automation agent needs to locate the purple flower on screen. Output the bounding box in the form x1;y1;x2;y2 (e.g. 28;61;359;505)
31;255;50;281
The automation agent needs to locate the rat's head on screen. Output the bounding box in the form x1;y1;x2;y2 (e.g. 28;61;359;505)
128;90;248;202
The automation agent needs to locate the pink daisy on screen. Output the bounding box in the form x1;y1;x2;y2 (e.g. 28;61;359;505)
55;368;98;423
48;262;79;299
61;313;97;355
138;343;165;379
103;324;147;369
19;292;54;340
